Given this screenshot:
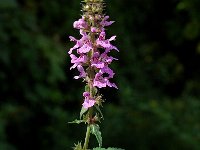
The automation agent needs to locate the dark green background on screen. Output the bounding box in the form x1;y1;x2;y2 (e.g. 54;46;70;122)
0;0;200;149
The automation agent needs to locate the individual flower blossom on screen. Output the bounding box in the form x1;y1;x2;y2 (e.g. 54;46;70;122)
77;41;92;54
73;17;88;29
100;53;118;64
99;66;115;78
68;32;90;54
91;52;104;68
82;92;96;109
70;54;88;69
74;65;87;79
96;31;119;52
93;72;117;89
91;52;117;69
100;16;115;27
93;72;107;88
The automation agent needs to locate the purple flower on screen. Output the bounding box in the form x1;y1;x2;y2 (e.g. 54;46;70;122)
100;16;115;27
100;66;115;78
82;92;96;109
91;27;98;33
91;52;104;68
68;32;91;54
93;71;117;89
91;52;117;69
93;73;107;88
73;17;88;29
78;41;92;54
69;12;119;93
70;54;88;69
74;65;86;79
96;31;119;52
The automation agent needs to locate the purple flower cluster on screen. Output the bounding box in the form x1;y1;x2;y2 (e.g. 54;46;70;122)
69;15;118;108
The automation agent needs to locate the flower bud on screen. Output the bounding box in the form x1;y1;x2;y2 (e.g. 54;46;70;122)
82;0;104;16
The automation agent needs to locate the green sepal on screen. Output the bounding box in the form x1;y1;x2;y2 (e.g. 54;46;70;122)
82;110;90;123
95;95;103;106
85;84;97;96
93;148;125;150
90;124;102;147
68;119;84;124
73;142;83;150
80;106;88;119
92;87;98;96
95;105;104;119
85;85;90;92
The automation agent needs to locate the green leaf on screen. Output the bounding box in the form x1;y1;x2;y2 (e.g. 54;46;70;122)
80;106;88;119
68;119;84;124
95;105;104;119
93;148;125;150
90;124;102;147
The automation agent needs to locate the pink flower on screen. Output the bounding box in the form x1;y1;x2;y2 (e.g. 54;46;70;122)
100;66;115;78
74;65;86;79
70;54;88;69
93;73;107;88
91;27;98;32
91;52;104;68
96;31;119;52
93;72;118;89
78;42;92;54
68;32;90;54
91;52;117;69
82;92;96;109
73;18;88;29
100;16;115;27
69;13;119;90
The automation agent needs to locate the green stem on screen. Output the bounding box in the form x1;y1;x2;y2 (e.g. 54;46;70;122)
83;80;94;149
83;123;91;150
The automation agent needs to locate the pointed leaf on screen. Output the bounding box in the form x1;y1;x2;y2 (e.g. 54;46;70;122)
80;106;88;119
90;124;102;147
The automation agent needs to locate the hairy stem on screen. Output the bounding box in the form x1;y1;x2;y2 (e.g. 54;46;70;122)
83;122;91;150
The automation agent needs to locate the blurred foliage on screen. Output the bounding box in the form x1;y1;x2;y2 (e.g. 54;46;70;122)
0;0;200;150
